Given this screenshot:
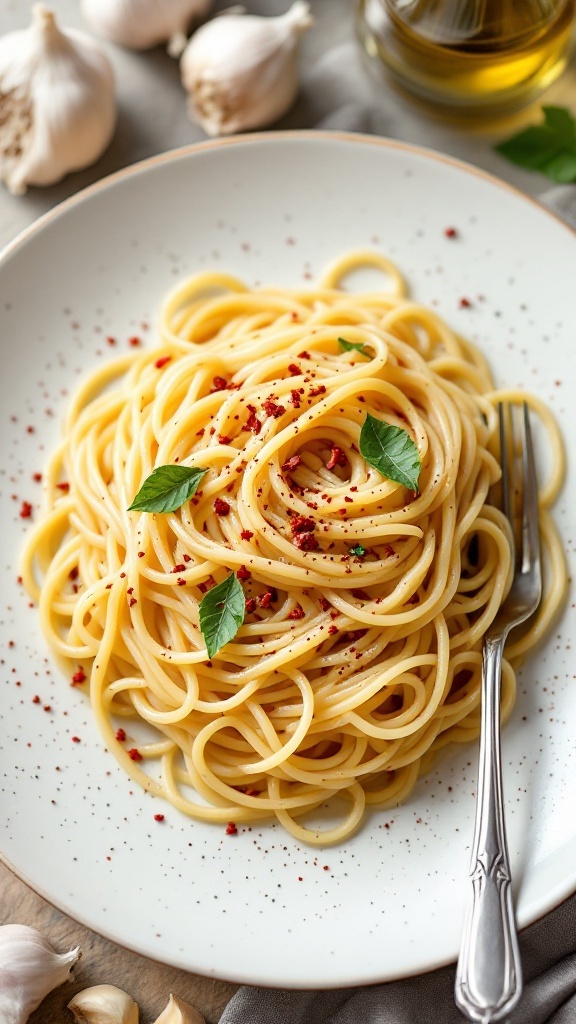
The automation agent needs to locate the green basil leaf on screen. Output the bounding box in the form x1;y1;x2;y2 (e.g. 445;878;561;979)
199;573;246;659
338;336;369;355
359;413;421;491
495;105;576;182
128;465;208;513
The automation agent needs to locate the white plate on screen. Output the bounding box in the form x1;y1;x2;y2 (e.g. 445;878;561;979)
0;133;574;989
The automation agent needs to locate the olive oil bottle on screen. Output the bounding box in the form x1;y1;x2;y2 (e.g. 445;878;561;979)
358;0;576;114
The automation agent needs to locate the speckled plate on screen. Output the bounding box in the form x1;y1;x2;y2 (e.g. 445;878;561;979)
0;133;574;989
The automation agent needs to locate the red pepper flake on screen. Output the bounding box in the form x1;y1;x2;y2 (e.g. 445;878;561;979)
245;597;257;614
258;590;275;609
298;350;311;359
346;629;366;643
282;454;301;472
71;735;81;743
211;376;228;392
328;624;338;635
225;822;238;835
444;227;457;238
236;565;251;581
240;529;254;541
72;669;86;685
106;336;116;346
129;597;137;607
408;593;420;604
26;425;35;434
32;472;42;482
289;389;301;408
116;728;126;742
319;597;330;611
218;434;232;445
69;566;79;580
32;695;41;704
290;515;315;535
263;399;286;418
138;551;145;558
288;363;301;375
154;813;165;822
177;578;186;586
19;501;32;519
288;605;305;620
128;748;143;761
309;385;326;397
183;553;191;562
459;297;472;308
214;497;231;516
293;533;319;551
129;336;141;347
326;446;347;471
197;581;209;594
154;356;172;369
352;588;370;601
172;563;186;573
245;404;262;434
43;705;51;712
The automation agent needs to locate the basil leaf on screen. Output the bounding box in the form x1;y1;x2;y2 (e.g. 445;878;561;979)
496;106;576;183
338;336;368;355
359;413;421;491
128;465;208;513
199;573;246;658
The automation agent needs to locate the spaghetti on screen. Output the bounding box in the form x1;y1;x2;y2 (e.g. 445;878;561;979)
21;252;565;844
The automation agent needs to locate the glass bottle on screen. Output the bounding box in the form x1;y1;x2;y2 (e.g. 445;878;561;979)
357;0;576;114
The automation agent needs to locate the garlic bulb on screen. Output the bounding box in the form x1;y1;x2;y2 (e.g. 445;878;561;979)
0;923;80;1024
80;0;211;58
152;994;205;1024
180;2;314;137
68;984;139;1024
0;4;116;196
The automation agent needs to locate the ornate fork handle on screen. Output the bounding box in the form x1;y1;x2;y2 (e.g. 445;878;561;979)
455;633;522;1023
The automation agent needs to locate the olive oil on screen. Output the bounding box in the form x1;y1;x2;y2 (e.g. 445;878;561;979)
358;0;576;114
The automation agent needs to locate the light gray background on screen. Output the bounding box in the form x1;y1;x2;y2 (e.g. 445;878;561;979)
1;1;575;1022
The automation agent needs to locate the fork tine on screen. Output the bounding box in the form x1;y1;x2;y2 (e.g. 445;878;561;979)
498;402;514;545
520;402;541;578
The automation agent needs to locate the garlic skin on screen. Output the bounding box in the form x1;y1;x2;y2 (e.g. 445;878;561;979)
0;4;116;196
68;984;139;1024
80;0;212;58
152;994;205;1024
180;2;314;137
0;923;80;1024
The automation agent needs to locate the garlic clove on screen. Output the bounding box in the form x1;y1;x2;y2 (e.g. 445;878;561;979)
180;1;314;137
0;4;116;195
0;923;80;1024
80;0;212;57
68;984;139;1024
152;994;205;1024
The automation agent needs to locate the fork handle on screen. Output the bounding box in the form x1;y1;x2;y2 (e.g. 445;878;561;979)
455;635;522;1023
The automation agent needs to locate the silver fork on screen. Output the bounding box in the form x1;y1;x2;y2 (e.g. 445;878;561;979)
455;402;542;1024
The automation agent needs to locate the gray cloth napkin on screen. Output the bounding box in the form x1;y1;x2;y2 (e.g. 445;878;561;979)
219;104;576;1024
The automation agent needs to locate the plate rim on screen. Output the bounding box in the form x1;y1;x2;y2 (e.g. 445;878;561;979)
1;131;574;273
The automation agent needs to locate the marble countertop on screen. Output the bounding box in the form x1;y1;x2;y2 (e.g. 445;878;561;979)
1;1;575;1021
